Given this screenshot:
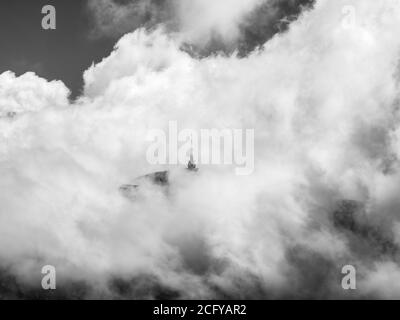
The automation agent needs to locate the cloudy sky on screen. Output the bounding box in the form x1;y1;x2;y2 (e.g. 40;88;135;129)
1;0;400;299
0;0;116;99
0;0;313;98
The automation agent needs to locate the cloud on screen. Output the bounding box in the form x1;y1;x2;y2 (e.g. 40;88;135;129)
86;0;265;43
87;0;176;39
176;0;266;45
2;0;400;298
0;71;69;117
87;0;315;56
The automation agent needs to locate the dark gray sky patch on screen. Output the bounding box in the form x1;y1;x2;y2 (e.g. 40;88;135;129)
0;0;115;100
237;0;315;56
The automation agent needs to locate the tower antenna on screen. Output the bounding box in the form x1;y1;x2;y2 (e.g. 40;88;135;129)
187;134;198;171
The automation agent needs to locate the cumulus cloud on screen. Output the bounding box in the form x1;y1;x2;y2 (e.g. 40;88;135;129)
0;71;69;117
87;0;315;56
2;0;400;298
87;0;176;39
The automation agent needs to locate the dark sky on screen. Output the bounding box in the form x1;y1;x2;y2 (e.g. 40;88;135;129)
0;0;115;99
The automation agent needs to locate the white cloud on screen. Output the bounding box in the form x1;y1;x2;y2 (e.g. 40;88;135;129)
0;71;69;117
87;0;268;46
